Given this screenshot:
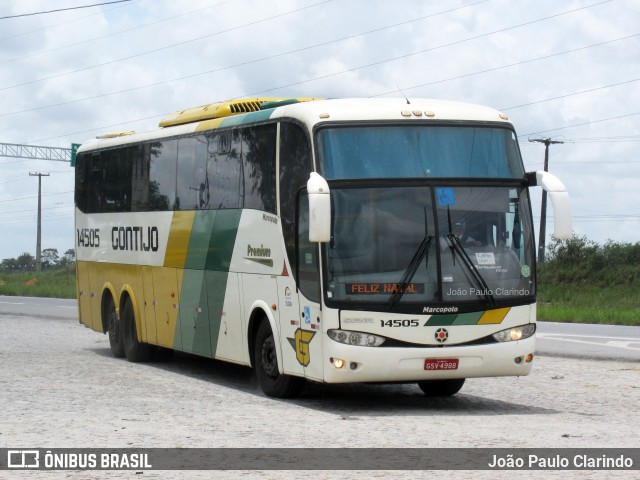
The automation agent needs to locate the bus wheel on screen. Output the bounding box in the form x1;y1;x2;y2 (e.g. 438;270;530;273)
106;297;125;358
417;378;465;397
121;298;153;362
254;320;304;398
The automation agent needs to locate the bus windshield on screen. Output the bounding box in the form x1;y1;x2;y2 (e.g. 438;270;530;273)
323;184;535;311
317;124;525;179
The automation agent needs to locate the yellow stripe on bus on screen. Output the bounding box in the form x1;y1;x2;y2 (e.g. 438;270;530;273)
164;211;195;268
477;307;511;324
194;118;224;132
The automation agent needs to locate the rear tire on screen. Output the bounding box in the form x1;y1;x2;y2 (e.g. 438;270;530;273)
106;298;125;358
417;378;465;397
121;298;153;362
254;320;304;398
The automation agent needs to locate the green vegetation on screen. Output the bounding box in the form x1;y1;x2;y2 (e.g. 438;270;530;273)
0;269;76;298
1;238;640;325
0;250;76;298
537;236;640;326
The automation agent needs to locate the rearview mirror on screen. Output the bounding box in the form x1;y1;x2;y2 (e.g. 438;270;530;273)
307;172;331;243
531;170;573;239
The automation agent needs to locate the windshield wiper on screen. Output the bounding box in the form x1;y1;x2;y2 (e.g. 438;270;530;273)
388;235;434;309
446;233;496;306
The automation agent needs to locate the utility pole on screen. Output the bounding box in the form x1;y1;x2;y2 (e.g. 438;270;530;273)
528;138;564;263
29;172;50;272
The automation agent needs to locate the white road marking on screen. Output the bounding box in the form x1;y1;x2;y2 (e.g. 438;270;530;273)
537;333;640;352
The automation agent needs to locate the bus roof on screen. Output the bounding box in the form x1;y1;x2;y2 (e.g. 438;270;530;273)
77;98;513;154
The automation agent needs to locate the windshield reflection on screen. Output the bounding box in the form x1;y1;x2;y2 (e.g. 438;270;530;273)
324;185;535;311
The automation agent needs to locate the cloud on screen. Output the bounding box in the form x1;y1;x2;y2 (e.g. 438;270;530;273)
0;0;639;260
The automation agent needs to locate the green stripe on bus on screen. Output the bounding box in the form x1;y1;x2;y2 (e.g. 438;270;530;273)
205;210;242;271
175;269;209;356
206;270;230;356
176;210;241;356
424;314;457;326
452;312;485;325
184;211;216;270
220;109;274;127
424;311;485;326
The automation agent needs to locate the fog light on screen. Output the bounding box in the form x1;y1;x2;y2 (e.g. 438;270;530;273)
514;356;523;364
350;362;358;370
333;358;345;369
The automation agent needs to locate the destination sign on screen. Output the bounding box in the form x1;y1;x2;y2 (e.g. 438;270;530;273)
346;283;424;295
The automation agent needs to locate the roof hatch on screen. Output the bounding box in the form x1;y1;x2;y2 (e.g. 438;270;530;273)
159;97;321;127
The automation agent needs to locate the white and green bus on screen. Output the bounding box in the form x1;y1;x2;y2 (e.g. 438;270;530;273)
74;97;571;398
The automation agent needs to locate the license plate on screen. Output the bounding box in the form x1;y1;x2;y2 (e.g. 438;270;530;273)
424;358;459;370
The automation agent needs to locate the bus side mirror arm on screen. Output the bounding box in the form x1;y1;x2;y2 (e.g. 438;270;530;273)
527;170;573;240
307;172;331;243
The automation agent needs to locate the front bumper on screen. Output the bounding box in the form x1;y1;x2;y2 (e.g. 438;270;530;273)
322;334;535;383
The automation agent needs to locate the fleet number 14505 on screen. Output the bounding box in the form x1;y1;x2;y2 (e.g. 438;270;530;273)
380;319;420;327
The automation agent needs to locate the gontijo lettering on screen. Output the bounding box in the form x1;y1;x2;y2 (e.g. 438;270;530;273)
111;226;159;252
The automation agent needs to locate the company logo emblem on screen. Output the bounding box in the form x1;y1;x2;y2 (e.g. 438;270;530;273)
287;328;317;366
435;327;449;343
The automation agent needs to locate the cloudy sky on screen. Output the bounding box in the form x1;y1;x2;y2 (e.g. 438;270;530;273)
0;0;638;261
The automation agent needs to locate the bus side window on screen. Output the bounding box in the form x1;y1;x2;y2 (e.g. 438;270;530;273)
241;125;277;213
148;139;177;211
280;121;313;282
74;152;90;213
176;136;208;210
87;152;103;213
297;191;320;303
207;130;241;210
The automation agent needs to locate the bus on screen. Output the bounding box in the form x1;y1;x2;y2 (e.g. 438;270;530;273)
74;97;572;398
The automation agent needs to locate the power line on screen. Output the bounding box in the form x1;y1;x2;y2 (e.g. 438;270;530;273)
369;33;639;98
522;111;640;137
0;0;142;43
0;0;611;95
0;191;73;204
0;0;237;66
0;0;333;93
0;1;134;20
500;78;640;111
0;205;72;216
0;0;489;118
17;13;633;144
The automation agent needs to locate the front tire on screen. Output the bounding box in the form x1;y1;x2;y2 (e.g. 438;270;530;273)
254;320;304;398
417;378;465;397
121;298;153;362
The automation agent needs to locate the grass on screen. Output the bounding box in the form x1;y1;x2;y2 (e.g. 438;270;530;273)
537;284;640;326
1;264;639;326
0;270;76;299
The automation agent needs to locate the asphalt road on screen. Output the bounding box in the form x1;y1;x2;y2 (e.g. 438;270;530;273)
1;295;638;362
1;295;639;479
537;321;640;362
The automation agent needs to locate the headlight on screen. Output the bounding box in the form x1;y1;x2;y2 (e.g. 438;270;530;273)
492;324;536;342
328;329;385;347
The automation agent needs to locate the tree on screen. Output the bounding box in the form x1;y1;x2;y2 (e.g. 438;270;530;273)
16;252;35;271
0;257;18;272
59;249;76;272
41;248;59;269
